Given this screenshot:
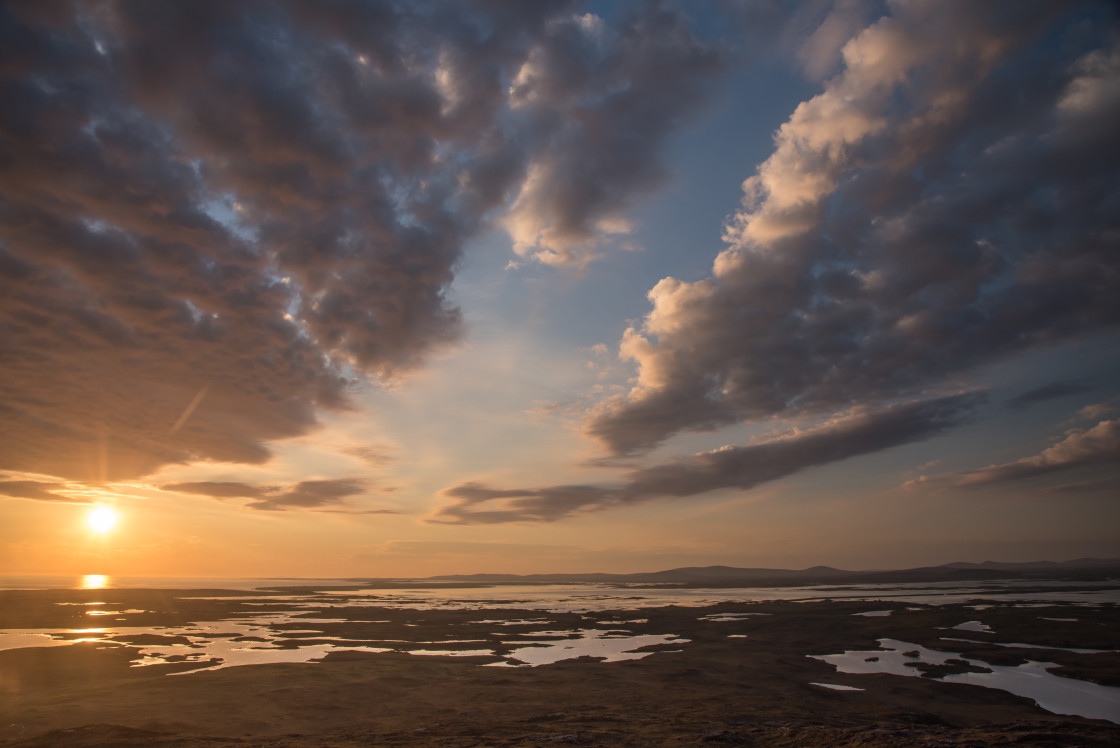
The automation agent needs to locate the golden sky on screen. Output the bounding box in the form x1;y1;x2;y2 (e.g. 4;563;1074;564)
1;0;1119;578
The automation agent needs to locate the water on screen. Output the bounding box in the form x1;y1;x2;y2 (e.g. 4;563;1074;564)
0;575;369;591
951;620;993;632
811;682;864;691
811;638;1120;724
699;612;770;621
0;603;686;672
940;636;1115;654
304;580;1120;610
491;629;686;667
5;576;1120;607
2;577;1117;723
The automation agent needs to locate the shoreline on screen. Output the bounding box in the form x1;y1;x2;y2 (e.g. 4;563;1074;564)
1;584;1119;746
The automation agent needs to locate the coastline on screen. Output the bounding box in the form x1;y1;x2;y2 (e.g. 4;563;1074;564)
1;580;1119;746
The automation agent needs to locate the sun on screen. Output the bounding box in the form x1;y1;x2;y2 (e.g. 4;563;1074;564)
87;506;118;534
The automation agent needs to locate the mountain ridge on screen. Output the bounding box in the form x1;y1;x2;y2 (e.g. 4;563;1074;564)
423;558;1120;587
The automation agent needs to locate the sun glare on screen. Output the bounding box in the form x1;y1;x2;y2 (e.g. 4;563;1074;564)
87;506;118;534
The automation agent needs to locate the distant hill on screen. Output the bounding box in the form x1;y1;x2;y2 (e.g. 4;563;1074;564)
940;558;1120;571
427;558;1120;587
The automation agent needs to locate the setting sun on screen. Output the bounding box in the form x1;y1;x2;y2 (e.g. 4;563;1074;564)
86;506;118;534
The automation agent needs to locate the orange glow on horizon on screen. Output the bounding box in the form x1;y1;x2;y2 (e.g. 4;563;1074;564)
80;574;111;589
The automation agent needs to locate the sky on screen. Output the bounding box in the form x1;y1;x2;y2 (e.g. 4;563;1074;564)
1;0;1119;578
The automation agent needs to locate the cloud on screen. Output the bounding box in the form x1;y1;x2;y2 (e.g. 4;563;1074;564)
793;0;876;79
501;3;725;266
376;540;575;557
721;0;877;78
161;478;392;512
432;481;618;524
432;392;980;523
0;480;79;503
341;445;398;468
161;482;270;501
1038;476;1120;495
0;1;725;482
1004;381;1091;410
1071;401;1117;422
587;1;1120;456
935;418;1120;488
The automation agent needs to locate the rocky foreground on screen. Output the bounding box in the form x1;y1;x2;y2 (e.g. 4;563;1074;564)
0;588;1117;746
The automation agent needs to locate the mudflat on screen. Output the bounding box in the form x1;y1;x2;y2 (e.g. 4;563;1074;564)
1;587;1118;746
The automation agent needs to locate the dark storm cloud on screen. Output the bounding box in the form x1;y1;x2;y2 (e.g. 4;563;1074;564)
433;393;979;523
0;480;79;503
587;1;1120;456
0;1;724;483
162;478;393;512
1004;381;1092;411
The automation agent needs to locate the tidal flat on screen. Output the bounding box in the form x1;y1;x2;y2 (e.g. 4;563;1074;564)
1;581;1118;746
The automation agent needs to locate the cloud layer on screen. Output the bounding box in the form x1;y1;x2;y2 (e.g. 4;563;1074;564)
1004;381;1092;411
911;418;1120;490
162;478;392;512
0;479;80;503
0;1;723;484
502;5;723;266
587;1;1120;456
433;393;979;523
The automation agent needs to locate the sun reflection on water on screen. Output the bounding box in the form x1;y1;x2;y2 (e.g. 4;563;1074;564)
80;574;111;590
